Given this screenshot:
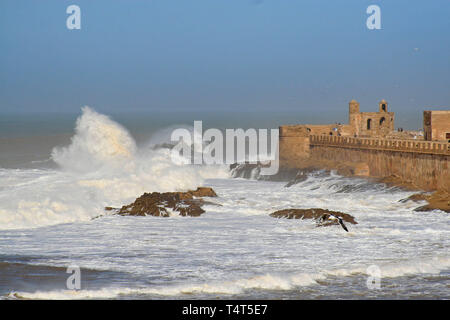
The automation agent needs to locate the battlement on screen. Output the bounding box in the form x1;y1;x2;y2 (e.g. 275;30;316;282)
310;135;450;155
278;100;449;191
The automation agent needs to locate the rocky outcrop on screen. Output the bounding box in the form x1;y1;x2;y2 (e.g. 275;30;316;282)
399;193;429;203
230;160;367;186
150;142;175;150
230;162;329;188
379;175;420;191
284;171;308;187
400;191;450;213
189;187;217;197
270;208;357;231
230;162;302;182
112;187;218;217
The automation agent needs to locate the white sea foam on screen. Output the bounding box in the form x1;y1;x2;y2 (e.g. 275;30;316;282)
51;106;137;173
0;107;228;230
1;108;449;299
324;256;450;278
8;272;325;299
8;256;450;300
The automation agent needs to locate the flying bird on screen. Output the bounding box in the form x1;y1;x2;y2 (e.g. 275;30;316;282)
320;213;349;232
335;216;349;232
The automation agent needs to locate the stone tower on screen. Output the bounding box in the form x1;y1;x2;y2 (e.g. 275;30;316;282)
349;99;361;136
379;99;388;112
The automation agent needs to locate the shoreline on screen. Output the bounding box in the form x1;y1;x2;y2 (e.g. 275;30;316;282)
277;158;450;213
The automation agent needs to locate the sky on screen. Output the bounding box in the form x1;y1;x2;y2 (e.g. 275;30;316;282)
0;0;449;129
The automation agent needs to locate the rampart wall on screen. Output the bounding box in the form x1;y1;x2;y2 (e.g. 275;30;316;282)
279;126;450;191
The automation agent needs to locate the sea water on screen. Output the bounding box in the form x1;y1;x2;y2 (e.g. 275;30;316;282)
0;108;448;299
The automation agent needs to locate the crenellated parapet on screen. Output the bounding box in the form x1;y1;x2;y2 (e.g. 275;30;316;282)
310;135;450;155
278;100;449;191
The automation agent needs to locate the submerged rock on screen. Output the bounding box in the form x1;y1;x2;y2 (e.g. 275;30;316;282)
230;162;321;183
150;142;175;150
189;187;217;197
113;187;218;217
412;191;450;213
398;191;450;213
270;208;357;231
378;175;420;191
284;171;308;187
399;193;429;203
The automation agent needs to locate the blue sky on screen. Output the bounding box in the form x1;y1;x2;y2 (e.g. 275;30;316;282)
0;0;449;128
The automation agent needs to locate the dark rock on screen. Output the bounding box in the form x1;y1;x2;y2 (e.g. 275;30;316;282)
113;187;218;217
229;162;261;179
413;202;450;213
284;171;308;187
189;187;217;197
230;162;317;182
400;191;449;213
399;193;428;203
413;205;433;212
150;142;175;150
270;208;357;230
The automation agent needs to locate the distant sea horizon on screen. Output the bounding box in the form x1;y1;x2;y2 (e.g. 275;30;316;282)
0;107;427;169
0;106;428;138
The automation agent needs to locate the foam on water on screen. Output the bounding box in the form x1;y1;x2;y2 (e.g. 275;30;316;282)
51;107;137;173
8;255;450;299
1;108;449;299
8;272;324;299
0;107;228;230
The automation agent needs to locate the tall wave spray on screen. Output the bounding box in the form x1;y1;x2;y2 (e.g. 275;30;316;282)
52;106;137;173
0;107;228;230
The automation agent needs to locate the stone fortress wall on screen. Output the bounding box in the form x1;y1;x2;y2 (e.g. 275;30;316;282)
279;100;450;191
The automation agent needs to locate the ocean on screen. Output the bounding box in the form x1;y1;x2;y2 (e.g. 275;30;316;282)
0;107;449;299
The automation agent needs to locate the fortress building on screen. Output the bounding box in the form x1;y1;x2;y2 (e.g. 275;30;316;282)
423;110;450;142
348;99;395;137
278;99;449;191
282;99;395;138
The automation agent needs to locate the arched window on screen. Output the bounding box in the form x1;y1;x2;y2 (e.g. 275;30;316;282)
381;104;386;111
367;119;372;130
379;117;385;126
